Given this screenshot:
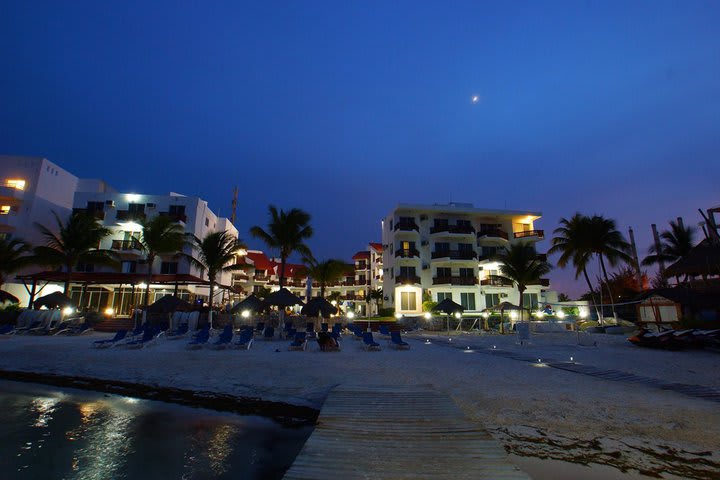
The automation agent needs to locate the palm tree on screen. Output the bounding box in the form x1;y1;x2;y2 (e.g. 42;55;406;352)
493;244;552;323
133;215;189;310
0;236;34;290
642;220;696;281
249;205;313;288
549;213;601;319
189;230;247;328
587;215;632;319
367;287;383;317
302;257;348;298
34;211;117;294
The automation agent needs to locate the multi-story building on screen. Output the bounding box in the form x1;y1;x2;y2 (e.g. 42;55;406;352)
381;202;550;316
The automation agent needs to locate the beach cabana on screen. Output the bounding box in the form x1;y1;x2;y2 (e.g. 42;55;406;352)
147;295;193;313
0;290;19;304
301;297;338;318
33;292;76;310
264;288;304;329
231;294;267;314
432;298;464;334
489;301;522;334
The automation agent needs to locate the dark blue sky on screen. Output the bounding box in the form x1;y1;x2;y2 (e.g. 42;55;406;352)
2;1;719;296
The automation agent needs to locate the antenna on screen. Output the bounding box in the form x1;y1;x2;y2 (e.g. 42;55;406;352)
230;186;238;225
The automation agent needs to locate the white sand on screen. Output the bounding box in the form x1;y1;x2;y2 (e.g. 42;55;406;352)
1;330;718;478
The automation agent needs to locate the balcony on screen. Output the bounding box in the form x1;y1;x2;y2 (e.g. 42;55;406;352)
254;274;269;281
429;224;476;235
0;185;24;205
395;274;421;285
111;239;143;251
480;275;513;287
432;276;478;286
528;278;551;287
514;229;544;240
116;210;146;222
431;250;477;260
159;212;188;224
73;208;105;221
395;248;420;258
477;229;509;241
393;221;419;232
342;280;356;286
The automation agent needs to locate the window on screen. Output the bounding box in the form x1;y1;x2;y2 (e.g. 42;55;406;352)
205;218;209;227
169;205;185;215
458;243;473;253
435;242;449;252
401;241;415;250
87;201;104;212
161;261;178;274
121;261;137;273
457;219;471;228
399;216;414;224
4;179;26;190
522;293;539;309
459;268;474;278
436;267;451;277
0;206;10;215
433;218;448;228
128;203;145;214
460;293;476;310
483;246;500;257
400;291;417;310
437;292;452;302
485;293;500;308
399;266;416;277
358;275;366;284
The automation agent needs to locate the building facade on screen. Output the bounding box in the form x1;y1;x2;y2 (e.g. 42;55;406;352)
381;203;551;316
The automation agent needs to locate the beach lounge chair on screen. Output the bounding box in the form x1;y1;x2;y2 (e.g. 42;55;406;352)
262;326;275;340
389;331;410;350
317;332;340;352
124;326;161;349
362;332;381;351
186;326;210;349
352;325;364;340
93;330;128;348
305;322;316;338
288;332;307;351
0;324;16;336
379;325;391;336
232;328;254;350
166;323;190;340
210;325;234;349
55;320;93;335
17;311;50;334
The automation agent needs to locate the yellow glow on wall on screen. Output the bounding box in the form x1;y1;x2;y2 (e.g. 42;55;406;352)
0;206;10;215
5;179;26;190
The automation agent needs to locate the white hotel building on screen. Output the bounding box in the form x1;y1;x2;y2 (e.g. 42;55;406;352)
381;203;551;316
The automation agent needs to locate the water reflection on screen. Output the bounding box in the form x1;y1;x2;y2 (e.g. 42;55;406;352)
31;396;60;428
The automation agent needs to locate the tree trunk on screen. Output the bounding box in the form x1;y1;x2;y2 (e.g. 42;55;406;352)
64;262;72;295
518;285;526;323
144;254;154;311
279;257;287;288
581;267;602;322
208;278;215;329
598;255;617;321
320;283;325;298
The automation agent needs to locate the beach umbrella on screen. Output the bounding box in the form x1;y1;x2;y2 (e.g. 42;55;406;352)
490;301;521;334
432;298;464;335
301;297;338;318
33;292;75;310
231;294;267;314
147;295;193;313
0;290;19;304
264;288;305;329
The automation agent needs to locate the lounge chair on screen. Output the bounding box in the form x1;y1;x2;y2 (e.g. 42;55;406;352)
262;326;275;340
210;325;234;349
232;328;254;350
317;332;340;352
362;332;381;351
389;331;410;350
17;311;50;334
352;325;364;340
186;326;210;349
93;330;128;348
55;320;93;335
305;322;316;338
288;332;307;351
165;323;190;340
379;325;391;336
0;324;16;336
124;326;161;349
331;324;342;338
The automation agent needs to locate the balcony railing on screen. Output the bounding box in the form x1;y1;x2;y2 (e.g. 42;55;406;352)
432;276;478;286
431;250;477;260
477;229;509;240
159;212;188;223
514;229;544;239
116;210;146;222
430;224;476;235
528;278;551;287
254;274;268;281
111;239;142;251
395;248;420;258
395;274;421;285
73;208;105;220
480;276;513;287
393;221;419;232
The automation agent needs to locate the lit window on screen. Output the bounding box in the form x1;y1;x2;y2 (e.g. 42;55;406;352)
5;179;26;190
0;206;11;215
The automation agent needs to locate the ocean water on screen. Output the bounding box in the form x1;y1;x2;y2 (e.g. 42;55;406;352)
0;380;312;480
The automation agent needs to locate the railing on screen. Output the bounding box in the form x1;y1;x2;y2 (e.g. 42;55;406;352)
431;250;477;260
254;274;268;280
480;276;513;287
116;210;146;222
342;280;356;286
111;239;142;251
159;212;188;223
432;276;478;285
514;229;544;239
393;222;419;232
395;274;421;285
395;248;420;258
430;224;476;235
73;208;105;220
528;278;551;287
477;229;509;240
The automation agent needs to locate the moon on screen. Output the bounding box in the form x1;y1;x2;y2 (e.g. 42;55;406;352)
471;95;480;104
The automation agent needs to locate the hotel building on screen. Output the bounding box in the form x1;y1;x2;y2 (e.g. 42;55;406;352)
381;203;551;316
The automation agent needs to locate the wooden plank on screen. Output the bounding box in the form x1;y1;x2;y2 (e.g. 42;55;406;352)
283;385;528;479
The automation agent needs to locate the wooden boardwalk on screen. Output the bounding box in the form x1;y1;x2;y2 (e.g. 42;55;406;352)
283;385;528;480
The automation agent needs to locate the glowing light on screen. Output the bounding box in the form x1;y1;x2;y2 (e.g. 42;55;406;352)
534;310;544;319
471;95;480;104
481;312;490;319
62;307;74;316
0;205;10;214
557;310;566;319
122;397;139;404
125;193;141;202
492;345;496;349
347;311;355;319
394;313;402;319
331;300;337;306
241;310;250;318
579;308;589;319
454;312;461;319
138;283;147;289
117;221;142;232
5;179;26;190
235;248;247;256
509;311;518;320
424;312;431;319
424;339;432;344
104;308;114;316
570;356;574;362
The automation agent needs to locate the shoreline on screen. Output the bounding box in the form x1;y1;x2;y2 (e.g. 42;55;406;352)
0;369;319;428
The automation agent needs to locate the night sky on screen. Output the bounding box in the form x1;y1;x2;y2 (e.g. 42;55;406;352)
2;1;719;297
